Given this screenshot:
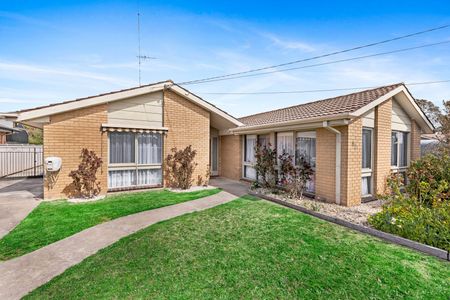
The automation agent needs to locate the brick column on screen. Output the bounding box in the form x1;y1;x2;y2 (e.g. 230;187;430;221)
373;99;392;195
315;128;336;203
410;120;421;161
340;120;362;207
219;135;242;180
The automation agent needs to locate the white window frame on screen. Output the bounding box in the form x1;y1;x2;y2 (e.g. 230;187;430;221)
295;131;316;194
391;130;410;173
276;132;294;163
361;127;374;197
242;134;257;180
108;132;163;189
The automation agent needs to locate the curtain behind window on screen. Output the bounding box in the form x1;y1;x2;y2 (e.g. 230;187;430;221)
245;136;256;162
110;132;135;164
138;133;162;164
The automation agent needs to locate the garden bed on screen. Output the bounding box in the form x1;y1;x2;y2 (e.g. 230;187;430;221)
252;188;383;226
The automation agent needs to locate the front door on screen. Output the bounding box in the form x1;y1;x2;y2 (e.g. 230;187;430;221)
210;136;219;176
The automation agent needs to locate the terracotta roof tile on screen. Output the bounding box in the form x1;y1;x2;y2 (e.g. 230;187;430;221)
238;83;403;127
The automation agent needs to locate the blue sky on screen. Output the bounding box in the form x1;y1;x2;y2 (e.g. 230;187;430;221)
1;1;449;117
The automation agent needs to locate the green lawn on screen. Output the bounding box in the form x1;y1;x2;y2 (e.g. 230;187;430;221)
26;196;449;299
0;188;220;261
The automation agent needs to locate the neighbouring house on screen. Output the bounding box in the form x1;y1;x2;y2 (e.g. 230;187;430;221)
0;113;28;144
13;81;433;206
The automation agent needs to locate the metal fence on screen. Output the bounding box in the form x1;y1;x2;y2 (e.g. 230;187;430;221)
0;145;43;178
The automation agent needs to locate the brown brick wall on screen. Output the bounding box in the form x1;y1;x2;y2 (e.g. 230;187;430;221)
43;104;108;200
219;135;242;180
315;128;336;203
373;99;392;195
340;120;363;206
163;90;210;186
410;120;421;161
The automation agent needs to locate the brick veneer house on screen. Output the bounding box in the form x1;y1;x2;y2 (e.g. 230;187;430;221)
16;81;242;199
15;81;433;206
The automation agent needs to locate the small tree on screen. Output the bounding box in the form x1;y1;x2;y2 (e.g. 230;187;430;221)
165;145;197;189
253;143;277;188
68;148;103;198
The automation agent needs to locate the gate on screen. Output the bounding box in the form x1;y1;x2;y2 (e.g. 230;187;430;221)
0;145;44;178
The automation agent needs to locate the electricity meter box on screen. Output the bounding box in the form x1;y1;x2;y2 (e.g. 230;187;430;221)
45;157;62;172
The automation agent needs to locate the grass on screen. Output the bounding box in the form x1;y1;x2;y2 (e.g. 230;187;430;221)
0;188;220;260
26;196;449;299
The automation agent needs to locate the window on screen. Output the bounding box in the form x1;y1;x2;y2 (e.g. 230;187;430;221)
108;132;162;189
295;135;316;167
361;176;372;196
362;129;372;169
391;131;408;168
361;128;373;196
296;132;316;193
244;135;257;163
243;135;257;179
277;132;294;160
258;135;269;147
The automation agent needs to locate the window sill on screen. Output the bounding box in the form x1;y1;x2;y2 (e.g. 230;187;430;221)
108;184;163;193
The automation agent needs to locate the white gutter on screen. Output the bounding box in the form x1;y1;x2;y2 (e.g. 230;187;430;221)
323;121;341;205
231;113;352;133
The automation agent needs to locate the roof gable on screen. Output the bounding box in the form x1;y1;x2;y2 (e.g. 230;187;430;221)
16;80;242;128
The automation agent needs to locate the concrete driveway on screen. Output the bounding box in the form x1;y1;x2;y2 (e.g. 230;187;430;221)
0;177;42;239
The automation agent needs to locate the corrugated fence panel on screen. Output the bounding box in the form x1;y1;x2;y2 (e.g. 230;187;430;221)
0;145;43;178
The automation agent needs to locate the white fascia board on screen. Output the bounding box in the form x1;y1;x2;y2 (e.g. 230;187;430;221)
169;85;243;127
17;83;167;122
231;114;351;134
350;86;434;133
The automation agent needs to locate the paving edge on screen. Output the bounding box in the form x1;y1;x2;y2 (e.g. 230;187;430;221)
249;191;450;261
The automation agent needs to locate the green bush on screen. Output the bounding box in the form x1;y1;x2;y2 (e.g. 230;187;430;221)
369;196;450;251
369;152;450;251
406;153;450;206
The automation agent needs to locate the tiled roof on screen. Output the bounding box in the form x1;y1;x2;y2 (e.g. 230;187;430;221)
238;83;403;127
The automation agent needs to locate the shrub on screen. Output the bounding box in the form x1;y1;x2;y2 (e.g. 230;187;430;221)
369;195;450;251
253;143;277;188
406;152;450;206
278;152;313;199
68;148;103;198
369;152;450;251
164;146;197;189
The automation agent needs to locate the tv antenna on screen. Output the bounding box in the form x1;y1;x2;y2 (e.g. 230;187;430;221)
137;10;157;86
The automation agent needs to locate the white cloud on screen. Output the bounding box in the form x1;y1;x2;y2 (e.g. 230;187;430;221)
262;33;316;52
0;61;134;86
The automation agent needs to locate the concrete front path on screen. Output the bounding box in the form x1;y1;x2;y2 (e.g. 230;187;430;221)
0;191;236;300
210;177;250;197
0;178;42;239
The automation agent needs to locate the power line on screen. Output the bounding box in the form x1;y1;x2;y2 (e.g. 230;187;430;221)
179;40;450;85
198;80;450;95
179;24;450;85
